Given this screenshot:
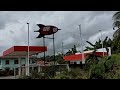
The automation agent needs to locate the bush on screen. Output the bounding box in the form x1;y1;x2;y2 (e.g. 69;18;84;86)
89;54;120;79
42;66;56;78
53;68;88;79
19;70;50;79
0;70;14;76
0;71;7;76
19;75;31;79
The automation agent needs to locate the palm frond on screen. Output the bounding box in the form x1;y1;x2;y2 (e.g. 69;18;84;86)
98;39;101;43
104;36;108;42
84;46;94;51
103;36;108;46
113;11;120;21
113;21;120;29
113;28;120;38
86;41;95;47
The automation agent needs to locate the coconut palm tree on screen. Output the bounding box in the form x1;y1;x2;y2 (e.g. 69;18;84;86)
113;11;120;30
112;11;120;53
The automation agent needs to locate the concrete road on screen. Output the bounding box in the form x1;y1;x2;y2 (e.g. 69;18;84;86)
0;75;19;79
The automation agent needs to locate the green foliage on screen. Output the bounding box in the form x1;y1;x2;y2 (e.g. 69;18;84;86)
84;46;94;51
19;75;31;79
90;61;105;78
112;11;120;53
56;54;67;64
88;54;120;79
45;55;54;62
86;36;113;55
104;65;120;79
66;50;73;55
53;68;88;79
30;71;43;79
65;45;78;55
72;45;77;54
19;70;49;79
113;11;120;29
85;54;101;71
42;66;56;78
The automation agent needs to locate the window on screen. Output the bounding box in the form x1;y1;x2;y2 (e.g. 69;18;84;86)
29;60;31;64
5;60;9;65
32;60;35;63
14;60;18;64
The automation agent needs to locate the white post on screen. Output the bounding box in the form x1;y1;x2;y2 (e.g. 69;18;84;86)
108;47;111;56
99;30;104;57
14;67;16;79
79;24;85;64
27;23;30;76
18;57;21;76
26;56;27;76
67;64;70;72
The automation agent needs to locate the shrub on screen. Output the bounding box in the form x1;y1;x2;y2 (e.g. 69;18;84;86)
53;68;89;79
89;54;120;79
19;75;31;79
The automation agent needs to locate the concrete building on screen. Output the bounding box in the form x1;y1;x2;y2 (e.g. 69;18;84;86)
0;46;47;75
64;47;111;64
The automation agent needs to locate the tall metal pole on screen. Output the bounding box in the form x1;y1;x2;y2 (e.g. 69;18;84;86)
79;24;85;64
43;36;46;65
99;30;104;57
53;33;55;65
27;23;30;76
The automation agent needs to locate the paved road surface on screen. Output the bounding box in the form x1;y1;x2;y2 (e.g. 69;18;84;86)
0;75;19;79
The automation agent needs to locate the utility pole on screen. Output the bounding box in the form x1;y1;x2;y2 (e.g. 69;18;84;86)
79;24;85;64
27;23;30;76
43;36;45;65
53;34;55;65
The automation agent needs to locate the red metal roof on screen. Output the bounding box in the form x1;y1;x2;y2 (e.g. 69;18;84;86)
64;52;107;61
2;46;47;57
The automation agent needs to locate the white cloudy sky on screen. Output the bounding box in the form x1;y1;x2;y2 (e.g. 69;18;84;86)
0;11;117;56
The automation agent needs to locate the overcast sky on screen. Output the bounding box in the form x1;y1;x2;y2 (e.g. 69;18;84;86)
0;11;117;56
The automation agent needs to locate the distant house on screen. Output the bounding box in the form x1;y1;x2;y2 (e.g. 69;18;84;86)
63;47;111;65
